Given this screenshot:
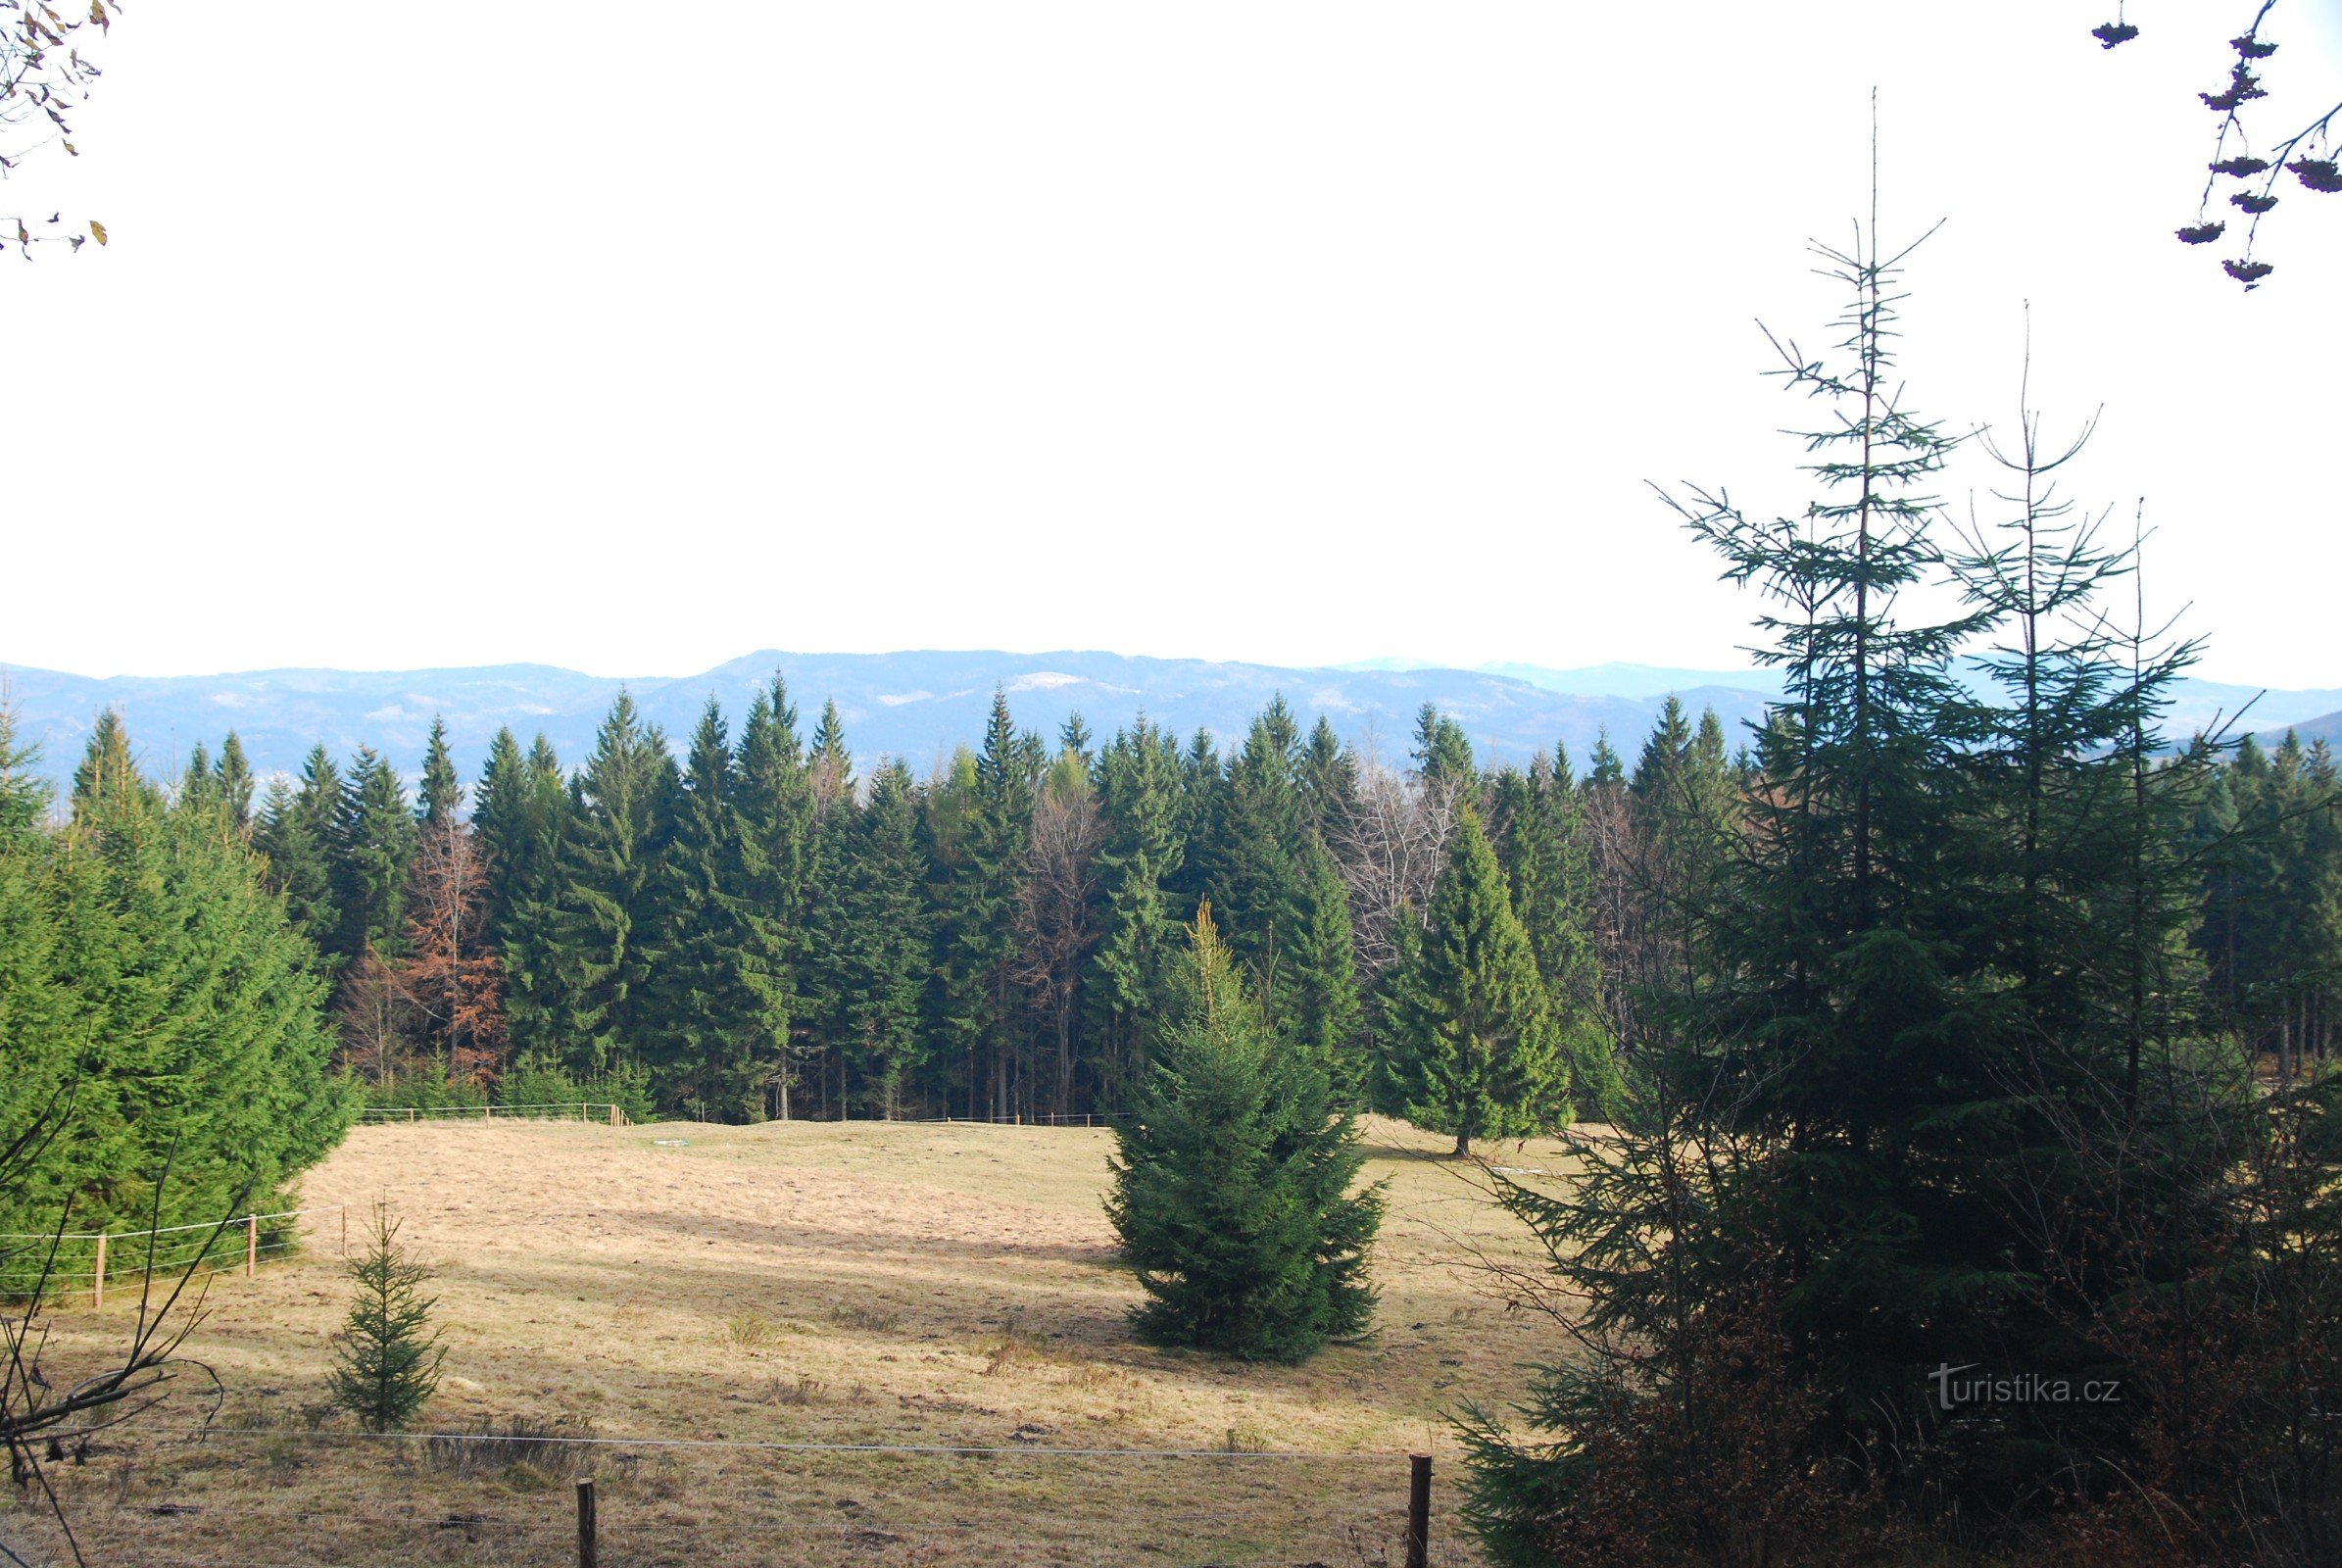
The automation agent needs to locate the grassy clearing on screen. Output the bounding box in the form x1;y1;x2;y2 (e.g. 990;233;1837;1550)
5;1115;1575;1566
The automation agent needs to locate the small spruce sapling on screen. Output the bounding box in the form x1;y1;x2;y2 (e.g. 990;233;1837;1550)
328;1200;446;1431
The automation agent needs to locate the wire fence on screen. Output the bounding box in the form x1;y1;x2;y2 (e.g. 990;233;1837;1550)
353;1103;1129;1129
0;1203;347;1302
355;1102;629;1125
17;1423;1462;1567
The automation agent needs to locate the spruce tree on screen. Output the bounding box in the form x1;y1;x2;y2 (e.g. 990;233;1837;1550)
1412;704;1476;793
255;768;339;958
1105;906;1384;1362
1284;832;1365;1097
809;698;854;815
1458;214;2254;1556
932;691;1035;1118
0;705;71;1217
1496;755;1622;1122
1384;808;1566;1154
1058;711;1095;767
1200;697;1308;991
839;760;932;1115
1173;726;1222;905
529;694;676;1080
179;740;218;813
214;731;256;834
472;729;570;1064
650;701;761;1115
416;715;462;827
0;700;48;840
1583;730;1624;794
29;720;350;1239
1091;717;1187;1101
71;709;151;820
798;703;862;1113
328;1201;446;1432
731;678;810;1115
1298;715;1359;841
333;748;418;963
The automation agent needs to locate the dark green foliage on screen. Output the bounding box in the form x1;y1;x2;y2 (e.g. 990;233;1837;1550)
1413;703;1476;791
327;1201;446;1432
135;684;1725;1137
0;703;48;840
1105;907;1384;1362
930;692;1037;1119
1383;808;1567;1153
1199;698;1308;984
1460;215;2340;1564
493;1058;653;1124
731;679;812;1115
256;747;346;960
333;748;417;961
0;709;351;1254
416;716;462;827
473;728;571;1063
179;740;217;814
214;731;255;833
836;760;934;1114
1284;833;1364;1095
1584;730;1624;792
1089;717;1187;1102
529;694;677;1078
648;701;766;1116
1493;758;1622;1122
1058;710;1094;766
1297;716;1359;840
70;709;150;820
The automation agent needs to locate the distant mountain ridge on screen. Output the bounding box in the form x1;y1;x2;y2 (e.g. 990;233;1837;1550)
2;651;2335;787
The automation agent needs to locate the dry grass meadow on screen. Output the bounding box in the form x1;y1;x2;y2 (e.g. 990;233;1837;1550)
3;1115;1581;1567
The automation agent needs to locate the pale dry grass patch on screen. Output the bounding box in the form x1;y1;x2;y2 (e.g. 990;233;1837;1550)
15;1114;1571;1565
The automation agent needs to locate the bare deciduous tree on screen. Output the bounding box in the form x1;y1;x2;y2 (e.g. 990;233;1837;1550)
397;815;505;1088
1017;761;1102;1114
335;942;407;1091
4;1111;226;1568
1327;760;1462;980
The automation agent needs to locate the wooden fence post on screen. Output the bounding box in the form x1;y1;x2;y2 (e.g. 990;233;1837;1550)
92;1232;106;1311
1405;1453;1431;1568
340;1205;349;1255
246;1214;258;1278
576;1477;598;1568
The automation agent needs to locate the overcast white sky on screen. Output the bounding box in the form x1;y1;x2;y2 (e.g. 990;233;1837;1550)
6;2;2338;684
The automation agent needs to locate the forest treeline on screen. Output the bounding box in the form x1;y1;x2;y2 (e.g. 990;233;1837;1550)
228;686;1639;1136
37;661;2335;1142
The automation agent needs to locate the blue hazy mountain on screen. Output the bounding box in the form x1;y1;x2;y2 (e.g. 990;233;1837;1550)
2;651;2334;788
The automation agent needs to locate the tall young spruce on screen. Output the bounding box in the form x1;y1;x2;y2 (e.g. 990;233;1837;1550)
1105;906;1383;1362
649;701;766;1115
1460;207;2299;1563
1383;808;1567;1155
526;694;675;1078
